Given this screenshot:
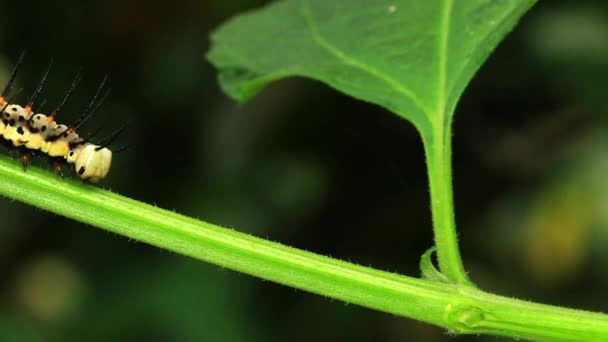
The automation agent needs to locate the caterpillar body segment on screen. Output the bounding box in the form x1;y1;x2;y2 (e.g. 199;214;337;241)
2;104;30;146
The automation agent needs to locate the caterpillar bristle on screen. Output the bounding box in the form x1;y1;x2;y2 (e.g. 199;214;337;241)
1;51;26;99
74;87;110;131
80;126;103;143
26;59;53;110
6;88;24;103
95;124;125;151
113;145;129;153
73;75;108;129
52;70;82;117
38;99;48;113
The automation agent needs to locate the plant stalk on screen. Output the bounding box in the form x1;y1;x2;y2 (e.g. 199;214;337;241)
0;156;606;340
423;123;471;284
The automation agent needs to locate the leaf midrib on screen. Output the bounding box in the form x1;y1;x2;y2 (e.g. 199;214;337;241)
300;0;434;120
436;0;453;127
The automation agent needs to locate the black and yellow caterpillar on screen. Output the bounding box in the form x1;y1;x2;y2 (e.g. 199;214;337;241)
0;53;120;182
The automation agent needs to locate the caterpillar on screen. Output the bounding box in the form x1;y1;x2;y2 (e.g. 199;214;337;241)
0;53;122;182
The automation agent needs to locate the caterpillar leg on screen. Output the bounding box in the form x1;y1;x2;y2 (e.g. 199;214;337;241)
19;150;30;171
48;157;64;178
53;160;64;178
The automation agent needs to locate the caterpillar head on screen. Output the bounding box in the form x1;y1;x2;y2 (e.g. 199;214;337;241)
67;144;112;183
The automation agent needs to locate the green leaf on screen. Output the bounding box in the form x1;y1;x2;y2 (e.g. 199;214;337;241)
208;0;536;139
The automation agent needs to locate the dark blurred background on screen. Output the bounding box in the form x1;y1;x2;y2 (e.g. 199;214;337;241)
0;0;607;341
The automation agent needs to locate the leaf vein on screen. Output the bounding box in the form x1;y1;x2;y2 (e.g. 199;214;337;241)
301;1;433;118
437;0;453;121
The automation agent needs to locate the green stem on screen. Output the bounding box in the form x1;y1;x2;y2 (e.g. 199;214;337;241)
444;286;608;341
423;123;470;284
0;156;607;340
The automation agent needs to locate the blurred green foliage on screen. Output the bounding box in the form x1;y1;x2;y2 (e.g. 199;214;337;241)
0;0;606;341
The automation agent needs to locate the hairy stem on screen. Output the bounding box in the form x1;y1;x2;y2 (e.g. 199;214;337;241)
0;156;606;340
423;123;470;284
